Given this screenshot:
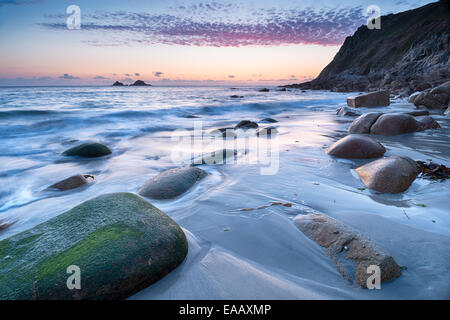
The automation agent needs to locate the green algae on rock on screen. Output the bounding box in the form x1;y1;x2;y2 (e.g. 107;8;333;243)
62;142;112;158
0;192;188;300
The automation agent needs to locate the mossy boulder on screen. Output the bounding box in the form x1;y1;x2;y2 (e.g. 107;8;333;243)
139;167;207;200
62;142;112;158
0;193;188;300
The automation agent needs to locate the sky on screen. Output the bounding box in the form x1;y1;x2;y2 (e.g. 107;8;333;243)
0;0;435;86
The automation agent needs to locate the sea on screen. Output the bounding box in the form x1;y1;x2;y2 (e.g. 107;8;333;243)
0;85;449;299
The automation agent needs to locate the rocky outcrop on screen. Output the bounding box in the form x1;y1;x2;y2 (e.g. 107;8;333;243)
62;142;112;158
112;81;124;86
285;1;450;94
413;81;450;109
336;106;361;117
48;174;94;191
294;213;402;287
355;156;419;193
0;193;188;299
347;91;390;108
130;80;151;86
327;135;386;159
138;167;207;200
349;112;440;135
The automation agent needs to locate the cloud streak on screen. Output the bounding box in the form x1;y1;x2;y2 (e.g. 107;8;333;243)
40;4;367;47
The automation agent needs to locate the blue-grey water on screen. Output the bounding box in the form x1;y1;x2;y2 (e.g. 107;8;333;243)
0;86;449;299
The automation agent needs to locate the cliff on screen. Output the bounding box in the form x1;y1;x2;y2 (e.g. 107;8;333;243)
287;0;450;95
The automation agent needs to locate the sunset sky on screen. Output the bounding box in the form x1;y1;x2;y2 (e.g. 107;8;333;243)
0;0;433;86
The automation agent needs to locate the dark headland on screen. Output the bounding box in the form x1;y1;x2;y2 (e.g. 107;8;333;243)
283;0;449;95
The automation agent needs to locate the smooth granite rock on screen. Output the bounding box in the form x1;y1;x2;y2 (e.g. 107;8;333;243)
138;167;207;200
327;135;386;159
355;156;418;193
62;143;112;158
0;193;188;300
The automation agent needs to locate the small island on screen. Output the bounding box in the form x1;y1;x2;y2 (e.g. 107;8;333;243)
112;81;124;86
130;80;151;86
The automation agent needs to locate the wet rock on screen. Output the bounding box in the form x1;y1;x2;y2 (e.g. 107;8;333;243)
191;149;238;165
235;120;258;129
413;81;450;109
258;88;270;92
278;88;287;92
415;116;441;130
408;91;421;103
336;106;361;116
369;113;422;136
261;118;278;123
445;106;450;116
184;114;200;118
62;142;112;158
210;128;236;139
256;126;279;137
0;193;188;299
138;167;207;200
348;112;383;134
326;135;386;159
355;156;419;193
347;91;390;108
230;95;244;99
405;110;429;116
48;174;94;191
112;81;124;86
294;213;401;288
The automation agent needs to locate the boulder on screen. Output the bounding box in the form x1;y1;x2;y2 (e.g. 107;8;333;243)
256;126;278;137
235;120;258;129
258;88;270;92
336;106;361;116
63;142;112;158
0;193;188;299
326;135;386;159
355;156;418;193
369;113;422;136
348;112;382;134
413;81;450;109
210;128;237;139
261;118;278;123
138;167;207;200
347;91;390;108
191;149;238;165
294;213;401;288
408;91;421;103
47;174;94;191
415;116;441;130
230;95;244;99
405;110;429;116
